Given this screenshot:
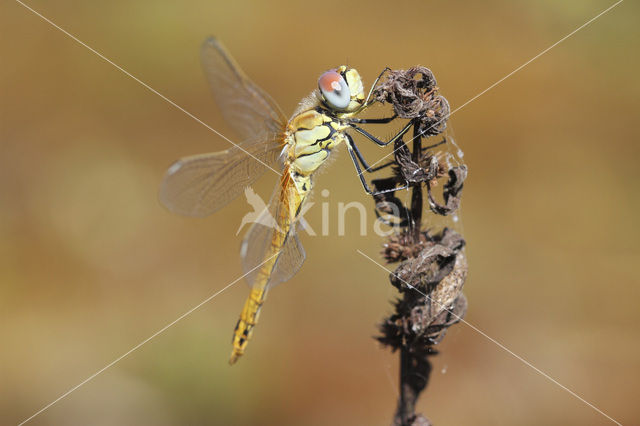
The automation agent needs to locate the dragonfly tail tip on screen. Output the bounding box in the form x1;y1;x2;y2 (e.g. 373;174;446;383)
229;352;241;365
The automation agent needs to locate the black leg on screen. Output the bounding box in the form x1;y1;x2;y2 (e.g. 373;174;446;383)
348;135;376;172
348;114;397;124
349;120;414;146
347;133;396;173
346;134;408;195
358;137;448;173
361;67;391;108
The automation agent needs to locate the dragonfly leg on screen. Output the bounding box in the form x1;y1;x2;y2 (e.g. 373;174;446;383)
348;114;397;124
348;134;378;173
362;138;448;173
349;120;413;146
346;134;408;195
361;67;391;108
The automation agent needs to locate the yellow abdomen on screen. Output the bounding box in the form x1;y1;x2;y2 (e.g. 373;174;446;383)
230;109;347;364
230;166;304;364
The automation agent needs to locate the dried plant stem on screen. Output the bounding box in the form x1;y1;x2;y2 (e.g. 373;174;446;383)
397;346;433;426
410;125;424;240
396;122;430;426
372;67;468;426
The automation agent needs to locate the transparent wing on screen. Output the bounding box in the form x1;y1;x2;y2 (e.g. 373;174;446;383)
240;186;306;290
159;134;285;217
201;37;287;141
270;229;306;286
161;37;289;217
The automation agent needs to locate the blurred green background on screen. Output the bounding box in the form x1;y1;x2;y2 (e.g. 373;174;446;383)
1;1;638;425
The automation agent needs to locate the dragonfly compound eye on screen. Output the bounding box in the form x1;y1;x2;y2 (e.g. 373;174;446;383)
318;70;351;110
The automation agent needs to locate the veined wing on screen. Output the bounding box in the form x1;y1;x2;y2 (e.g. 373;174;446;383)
201;37;287;141
159;133;285;217
161;37;290;218
240;184;306;289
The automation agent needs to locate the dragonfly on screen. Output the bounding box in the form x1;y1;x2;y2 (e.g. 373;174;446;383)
160;37;413;364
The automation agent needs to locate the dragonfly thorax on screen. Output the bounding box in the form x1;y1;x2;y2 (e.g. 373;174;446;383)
285;108;349;180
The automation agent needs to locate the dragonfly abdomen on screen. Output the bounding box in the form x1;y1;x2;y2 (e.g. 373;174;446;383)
230;167;305;364
229;286;266;365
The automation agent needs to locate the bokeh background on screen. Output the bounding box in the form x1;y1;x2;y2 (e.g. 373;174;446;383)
2;1;639;425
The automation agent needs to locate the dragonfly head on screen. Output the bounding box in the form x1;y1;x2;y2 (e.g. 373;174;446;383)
318;66;365;113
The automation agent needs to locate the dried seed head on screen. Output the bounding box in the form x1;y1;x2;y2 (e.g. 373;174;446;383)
378;228;467;351
426;165;467;216
374;66;450;137
382;229;435;263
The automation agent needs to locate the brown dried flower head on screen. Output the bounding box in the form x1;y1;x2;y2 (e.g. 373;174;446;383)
374;66;450;137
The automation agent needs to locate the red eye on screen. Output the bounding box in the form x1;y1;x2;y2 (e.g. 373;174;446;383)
318;69;351;110
318;70;342;92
